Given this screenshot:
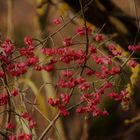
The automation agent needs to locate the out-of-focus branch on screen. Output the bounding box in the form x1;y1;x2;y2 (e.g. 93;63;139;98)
7;0;13;38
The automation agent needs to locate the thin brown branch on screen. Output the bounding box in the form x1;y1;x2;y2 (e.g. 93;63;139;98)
1;69;12;140
38;113;60;140
79;0;90;75
38;101;82;140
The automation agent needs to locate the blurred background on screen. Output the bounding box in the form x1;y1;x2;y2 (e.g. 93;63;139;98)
0;0;140;140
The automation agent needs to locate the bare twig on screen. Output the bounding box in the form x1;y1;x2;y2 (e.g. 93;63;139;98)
79;0;90;75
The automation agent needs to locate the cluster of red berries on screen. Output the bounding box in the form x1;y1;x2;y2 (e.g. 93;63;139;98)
0;17;139;139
